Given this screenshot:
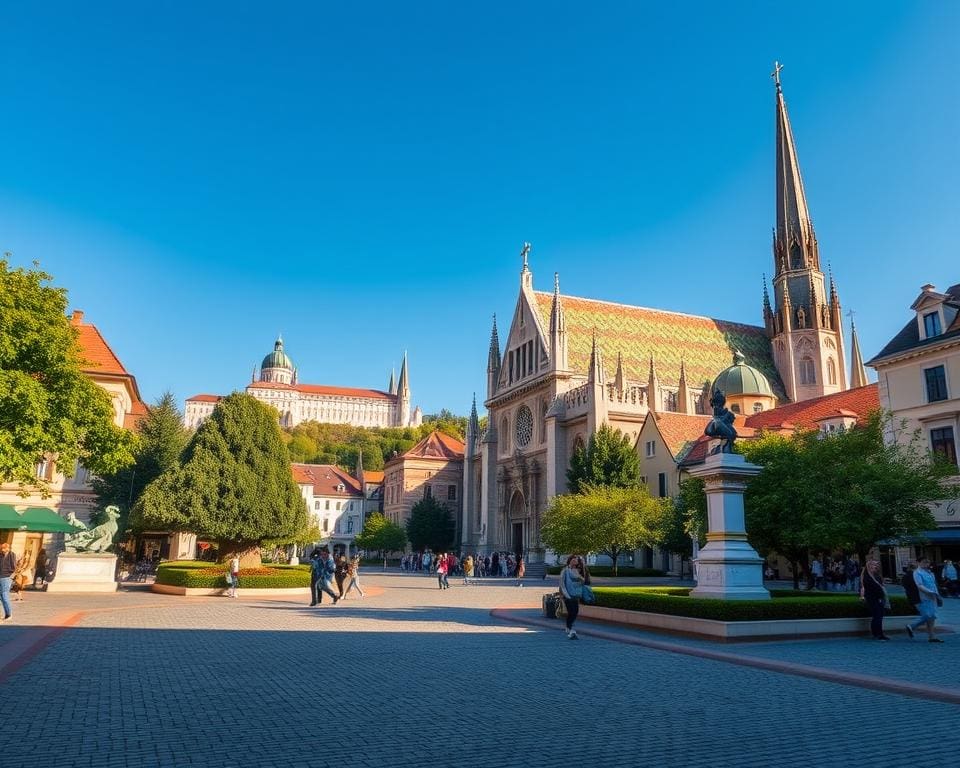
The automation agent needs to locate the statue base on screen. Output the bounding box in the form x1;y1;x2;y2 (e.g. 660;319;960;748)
687;452;770;601
47;553;119;592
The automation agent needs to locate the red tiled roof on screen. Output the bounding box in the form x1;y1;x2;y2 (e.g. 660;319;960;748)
291;463;363;497
744;384;880;432
72;311;128;376
186;394;223;403
388;431;465;463
680;419;758;466
362;470;385;484
248;381;396;401
648;412;711;461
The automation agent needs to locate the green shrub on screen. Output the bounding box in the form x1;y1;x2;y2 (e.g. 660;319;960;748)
156;562;310;589
592;587;915;621
545;566;666;577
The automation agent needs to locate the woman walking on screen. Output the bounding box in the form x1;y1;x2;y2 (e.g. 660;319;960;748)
344;555;365;599
860;559;889;640
227;555;240;598
335;555;349;599
559;554;590;640
436;553;449;590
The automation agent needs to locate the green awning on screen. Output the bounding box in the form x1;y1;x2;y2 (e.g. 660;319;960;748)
0;504;78;533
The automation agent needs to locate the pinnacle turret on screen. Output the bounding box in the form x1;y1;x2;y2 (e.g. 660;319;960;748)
849;316;869;389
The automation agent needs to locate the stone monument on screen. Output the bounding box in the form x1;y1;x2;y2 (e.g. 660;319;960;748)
48;506;121;593
689;391;769;600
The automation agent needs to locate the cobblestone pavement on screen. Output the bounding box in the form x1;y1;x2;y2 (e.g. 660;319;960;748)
0;575;958;768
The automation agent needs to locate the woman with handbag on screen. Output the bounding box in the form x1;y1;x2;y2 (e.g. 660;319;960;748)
559;554;590;640
859;559;889;641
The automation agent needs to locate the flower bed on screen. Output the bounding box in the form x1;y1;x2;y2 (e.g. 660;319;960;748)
156;561;311;589
592;586;915;621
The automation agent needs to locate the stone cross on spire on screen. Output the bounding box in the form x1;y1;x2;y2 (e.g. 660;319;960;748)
521;242;531;271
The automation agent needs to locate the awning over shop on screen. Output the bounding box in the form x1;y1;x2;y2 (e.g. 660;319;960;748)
879;529;960;545
0;504;77;533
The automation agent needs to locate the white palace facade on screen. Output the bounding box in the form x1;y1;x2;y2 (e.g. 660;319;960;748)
185;337;423;430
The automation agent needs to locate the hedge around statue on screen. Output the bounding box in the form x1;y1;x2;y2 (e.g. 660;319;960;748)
156;561;311;589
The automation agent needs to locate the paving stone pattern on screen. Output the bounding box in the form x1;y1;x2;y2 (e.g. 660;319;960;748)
0;575;957;768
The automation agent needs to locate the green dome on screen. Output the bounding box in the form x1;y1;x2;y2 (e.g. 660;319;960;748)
711;350;774;397
261;337;294;371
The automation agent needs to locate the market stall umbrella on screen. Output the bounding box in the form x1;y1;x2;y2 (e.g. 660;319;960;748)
0;504;78;532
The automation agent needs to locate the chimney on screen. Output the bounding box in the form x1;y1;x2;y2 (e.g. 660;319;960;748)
70;310;85;325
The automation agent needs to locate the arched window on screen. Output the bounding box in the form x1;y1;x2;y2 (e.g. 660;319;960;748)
827;357;837;385
799;357;816;385
753;402;764;413
730;404;741;414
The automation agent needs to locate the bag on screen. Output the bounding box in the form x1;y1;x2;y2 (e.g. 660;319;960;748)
581;585;596;605
224;573;233;586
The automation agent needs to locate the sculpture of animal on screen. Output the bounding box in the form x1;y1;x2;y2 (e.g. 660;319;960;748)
64;506;120;553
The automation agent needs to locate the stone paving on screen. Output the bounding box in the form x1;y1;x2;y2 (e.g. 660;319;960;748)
0;574;958;768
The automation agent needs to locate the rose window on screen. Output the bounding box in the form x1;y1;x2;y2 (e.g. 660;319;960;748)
515;405;533;448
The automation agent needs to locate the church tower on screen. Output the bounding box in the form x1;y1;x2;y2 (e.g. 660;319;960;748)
765;63;847;402
396;352;411;426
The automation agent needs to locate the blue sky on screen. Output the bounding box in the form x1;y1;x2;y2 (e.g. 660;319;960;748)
2;3;957;416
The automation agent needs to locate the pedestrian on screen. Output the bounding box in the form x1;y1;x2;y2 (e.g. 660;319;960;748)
941;559;958;598
463;554;474;585
437;553;449;590
0;542;17;620
12;554;30;602
344;555;365;599
33;547;48;588
859;559;889;640
559;553;590;640
335;555;349;598
810;557;823;590
309;549;323;606
906;558;944;643
227;555;240;598
318;547;340;605
516;556;525;586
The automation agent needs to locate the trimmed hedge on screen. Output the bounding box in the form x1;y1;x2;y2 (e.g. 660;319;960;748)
592;586;915;622
156;561;311;589
546;566;666;577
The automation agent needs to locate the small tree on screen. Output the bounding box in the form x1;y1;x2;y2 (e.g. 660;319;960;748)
659;477;707;577
0;257;136;492
542;486;671;575
355;513;408;567
132;394;307;566
405;496;455;553
567;423;641;493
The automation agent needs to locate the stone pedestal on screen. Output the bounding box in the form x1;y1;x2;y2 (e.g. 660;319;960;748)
689;452;769;601
47;553;119;592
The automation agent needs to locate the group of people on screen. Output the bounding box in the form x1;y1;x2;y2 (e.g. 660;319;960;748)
308;548;364;606
400;550;526;582
809;556;862;592
860;558;946;642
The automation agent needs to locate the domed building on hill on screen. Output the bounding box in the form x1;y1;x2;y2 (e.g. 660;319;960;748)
710;351;777;415
184;337;423;430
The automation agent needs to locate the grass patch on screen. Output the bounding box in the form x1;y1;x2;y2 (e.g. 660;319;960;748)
156;561;311;589
545;566;666;577
592;586;915;621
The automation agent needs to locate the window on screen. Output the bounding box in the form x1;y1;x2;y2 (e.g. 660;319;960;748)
325;500;330;510
323;518;329;532
753;402;764;414
827;357;837;385
515;405;533;447
925;366;948;402
931;427;957;467
336;501;342;511
924;311;942;338
314;501;320;510
448;484;457;501
799;357;816;385
347;519;354;533
658;473;667;498
35;459;53;481
645;441;655;458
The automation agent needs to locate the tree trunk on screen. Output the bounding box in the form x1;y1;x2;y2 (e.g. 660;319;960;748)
791;559;801;591
610;546;619;576
219;541;261;568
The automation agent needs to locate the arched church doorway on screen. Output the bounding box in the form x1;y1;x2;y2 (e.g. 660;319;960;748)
509;491;526;556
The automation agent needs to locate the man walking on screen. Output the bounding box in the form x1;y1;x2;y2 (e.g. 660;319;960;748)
906;558;944;643
317;547;339;605
0;542;18;621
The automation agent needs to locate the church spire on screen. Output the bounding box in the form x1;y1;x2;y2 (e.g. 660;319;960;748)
613;351;625;392
487;314;501;398
677;359;689;414
772;62;819;276
587;332;605;385
549;272;568;371
397;352;410;395
647;355;659;413
849;314;869;389
388;368;397;395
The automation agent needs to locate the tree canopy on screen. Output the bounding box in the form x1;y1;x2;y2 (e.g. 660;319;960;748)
567;423;641;493
542;485;671;574
405;495;456;553
92;392;188;533
355;513;408;557
0;258;135;492
132;393;307;564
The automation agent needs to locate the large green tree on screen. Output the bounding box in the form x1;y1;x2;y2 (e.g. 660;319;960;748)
567;423;641;493
405;495;455;553
132;393;307;566
92;392;188;534
542;486;671;575
0;258;135;492
355;512;408;564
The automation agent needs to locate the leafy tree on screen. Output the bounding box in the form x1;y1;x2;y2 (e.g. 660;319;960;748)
659;477;707;573
92;392;188;535
405;495;455;553
355;512;408;565
542;486;671;575
422;409;467;441
0;257;136;492
567;423;641;493
132;393;307;566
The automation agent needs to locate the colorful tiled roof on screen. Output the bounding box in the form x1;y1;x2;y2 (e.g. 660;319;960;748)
743;383;879;432
390;431;465;463
291;463;363;497
532;292;783;397
247;381;396;401
648;412;711;461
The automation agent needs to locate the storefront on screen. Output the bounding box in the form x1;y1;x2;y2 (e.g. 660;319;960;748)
0;504;78;584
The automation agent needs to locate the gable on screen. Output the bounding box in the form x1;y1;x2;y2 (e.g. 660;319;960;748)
498;288;550;390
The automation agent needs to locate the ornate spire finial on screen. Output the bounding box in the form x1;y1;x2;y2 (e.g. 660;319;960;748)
554;271;560;295
771;61;783;92
521;242;531;272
